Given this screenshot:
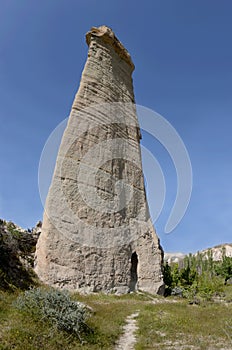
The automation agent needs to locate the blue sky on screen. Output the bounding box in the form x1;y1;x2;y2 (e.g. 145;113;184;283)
0;0;231;253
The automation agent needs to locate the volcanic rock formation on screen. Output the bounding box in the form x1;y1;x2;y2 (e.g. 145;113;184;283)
35;26;164;294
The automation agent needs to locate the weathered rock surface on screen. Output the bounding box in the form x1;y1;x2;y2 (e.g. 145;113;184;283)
35;26;164;294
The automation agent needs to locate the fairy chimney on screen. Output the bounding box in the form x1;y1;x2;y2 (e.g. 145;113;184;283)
35;26;164;294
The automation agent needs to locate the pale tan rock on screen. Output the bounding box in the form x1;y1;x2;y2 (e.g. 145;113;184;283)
35;26;164;294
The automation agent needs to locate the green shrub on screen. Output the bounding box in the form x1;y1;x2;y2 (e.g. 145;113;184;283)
198;274;224;300
15;287;91;342
182;282;198;300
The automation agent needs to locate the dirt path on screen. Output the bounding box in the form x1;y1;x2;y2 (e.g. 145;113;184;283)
114;296;178;350
115;312;139;350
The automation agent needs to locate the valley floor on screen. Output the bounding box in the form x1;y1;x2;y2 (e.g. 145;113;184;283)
0;287;232;350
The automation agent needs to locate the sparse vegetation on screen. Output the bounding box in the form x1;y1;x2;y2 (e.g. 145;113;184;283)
0;220;38;291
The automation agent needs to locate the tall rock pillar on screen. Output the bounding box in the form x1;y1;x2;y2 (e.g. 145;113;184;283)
35;26;164;294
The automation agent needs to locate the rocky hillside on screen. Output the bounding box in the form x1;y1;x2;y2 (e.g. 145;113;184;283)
164;243;232;265
164;252;186;265
200;243;232;261
0;219;41;290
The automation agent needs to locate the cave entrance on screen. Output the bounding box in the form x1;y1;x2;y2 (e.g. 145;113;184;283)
129;252;138;292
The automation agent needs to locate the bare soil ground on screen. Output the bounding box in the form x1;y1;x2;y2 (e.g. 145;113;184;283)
115;312;139;350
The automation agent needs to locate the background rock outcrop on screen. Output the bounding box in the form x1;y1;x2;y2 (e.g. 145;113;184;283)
35;26;164;294
164;243;232;265
0;220;40;290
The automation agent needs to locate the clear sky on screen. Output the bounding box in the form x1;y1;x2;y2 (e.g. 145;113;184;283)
0;0;231;253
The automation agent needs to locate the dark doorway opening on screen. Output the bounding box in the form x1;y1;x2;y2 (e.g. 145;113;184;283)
129;252;138;292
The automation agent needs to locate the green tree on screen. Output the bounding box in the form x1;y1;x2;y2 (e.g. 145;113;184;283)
215;255;232;284
163;262;173;295
171;263;180;287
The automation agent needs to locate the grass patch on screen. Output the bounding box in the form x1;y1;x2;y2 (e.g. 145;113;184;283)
0;288;231;349
224;284;232;302
135;299;232;349
0;289;150;350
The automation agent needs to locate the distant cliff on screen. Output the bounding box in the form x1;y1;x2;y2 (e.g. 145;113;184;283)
164;243;232;265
